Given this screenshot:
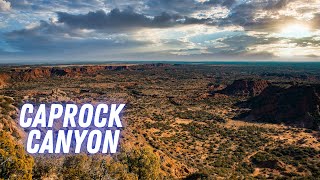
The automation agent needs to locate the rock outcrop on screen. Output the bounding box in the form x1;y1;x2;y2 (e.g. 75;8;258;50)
0;73;10;88
238;85;320;130
49;88;71;102
218;79;270;97
12;68;51;81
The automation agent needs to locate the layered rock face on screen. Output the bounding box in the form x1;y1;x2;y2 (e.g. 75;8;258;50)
4;65;131;82
240;85;320;130
12;68;52;81
218;79;270;97
0;73;11;88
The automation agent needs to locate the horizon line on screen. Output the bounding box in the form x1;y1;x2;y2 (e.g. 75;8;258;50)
1;60;320;66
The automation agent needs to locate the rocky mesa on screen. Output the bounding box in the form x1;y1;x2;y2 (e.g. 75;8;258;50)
238;84;320;130
2;65;131;83
217;79;270;97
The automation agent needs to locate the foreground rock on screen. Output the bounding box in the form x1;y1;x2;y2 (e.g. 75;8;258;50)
238;85;320;130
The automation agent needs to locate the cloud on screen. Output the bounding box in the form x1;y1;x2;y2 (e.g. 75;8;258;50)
146;0;199;15
313;14;320;28
265;0;290;10
223;3;256;27
204;0;236;8
57;8;214;31
0;0;10;11
7;0;28;9
7;20;81;40
4;19;148;58
144;0;237;17
7;0;104;10
57;9;151;30
1;0;320;61
246;37;320;58
219;0;315;32
61;0;105;8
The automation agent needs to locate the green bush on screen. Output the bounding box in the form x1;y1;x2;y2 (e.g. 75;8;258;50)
126;147;161;180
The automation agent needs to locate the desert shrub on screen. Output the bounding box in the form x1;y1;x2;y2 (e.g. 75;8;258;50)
125;147;161;180
251;152;276;165
32;156;62;180
130;89;142;96
61;154;90;180
152;113;165;121
176;110;225;122
236;162;254;174
58;147;161;179
184;172;209;180
106;161;138;180
0;131;34;180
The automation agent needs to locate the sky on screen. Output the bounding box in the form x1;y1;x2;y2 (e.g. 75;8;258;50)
0;0;320;63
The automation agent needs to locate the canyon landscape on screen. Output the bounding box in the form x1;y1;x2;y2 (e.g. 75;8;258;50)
0;63;320;179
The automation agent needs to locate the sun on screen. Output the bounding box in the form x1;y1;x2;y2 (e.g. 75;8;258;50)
278;23;312;38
